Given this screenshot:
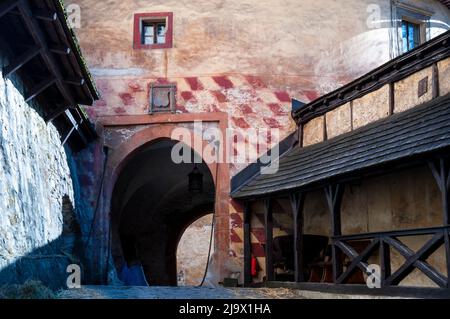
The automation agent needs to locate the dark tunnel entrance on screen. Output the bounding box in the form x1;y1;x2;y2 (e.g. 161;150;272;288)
111;138;216;286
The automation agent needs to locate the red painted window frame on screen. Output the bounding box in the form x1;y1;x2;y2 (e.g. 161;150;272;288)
133;12;173;49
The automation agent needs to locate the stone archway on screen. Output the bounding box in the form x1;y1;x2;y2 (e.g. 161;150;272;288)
95;120;230;286
111;138;216;286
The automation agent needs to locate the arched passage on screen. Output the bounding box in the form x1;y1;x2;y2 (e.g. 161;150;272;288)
177;214;214;286
110;138;216;286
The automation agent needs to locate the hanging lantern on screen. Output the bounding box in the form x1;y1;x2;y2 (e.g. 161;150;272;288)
188;164;203;193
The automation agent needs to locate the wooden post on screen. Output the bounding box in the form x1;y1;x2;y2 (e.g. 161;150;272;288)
264;198;274;282
432;63;440;99
444;230;450;288
243;202;252;287
379;239;391;287
428;158;450;225
325;184;345;283
290;192;305;282
428;157;450;287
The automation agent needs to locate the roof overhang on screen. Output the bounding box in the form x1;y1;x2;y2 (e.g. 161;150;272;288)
232;94;450;200
0;0;99;150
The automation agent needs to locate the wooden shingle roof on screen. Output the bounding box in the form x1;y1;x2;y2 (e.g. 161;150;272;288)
231;94;450;199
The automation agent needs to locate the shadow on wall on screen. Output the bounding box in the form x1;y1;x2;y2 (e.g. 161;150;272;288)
0;235;81;291
0;196;86;291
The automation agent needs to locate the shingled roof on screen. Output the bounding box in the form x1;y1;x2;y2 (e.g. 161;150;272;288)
231;93;450;199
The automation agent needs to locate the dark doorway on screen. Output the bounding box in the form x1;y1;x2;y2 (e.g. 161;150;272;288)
111;138;215;286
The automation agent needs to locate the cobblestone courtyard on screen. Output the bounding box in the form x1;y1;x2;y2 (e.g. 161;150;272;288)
58;286;403;299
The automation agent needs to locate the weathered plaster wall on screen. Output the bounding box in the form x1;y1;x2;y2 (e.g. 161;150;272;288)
303;52;450;147
438;56;450;96
177;214;214;286
67;0;450;152
325;103;352;139
341;165;445;287
63;0;450;285
352;84;391;129
0;54;77;288
250;165;444;287
394;67;434;113
340;166;442;234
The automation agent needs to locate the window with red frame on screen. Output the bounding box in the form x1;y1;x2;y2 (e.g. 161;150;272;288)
134;13;173;49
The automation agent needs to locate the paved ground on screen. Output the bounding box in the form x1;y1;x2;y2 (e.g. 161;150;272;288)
58;285;404;299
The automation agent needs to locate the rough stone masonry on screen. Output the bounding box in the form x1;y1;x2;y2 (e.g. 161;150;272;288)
0;53;77;289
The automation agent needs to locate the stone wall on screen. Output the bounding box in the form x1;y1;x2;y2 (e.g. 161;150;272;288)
0;52;77;289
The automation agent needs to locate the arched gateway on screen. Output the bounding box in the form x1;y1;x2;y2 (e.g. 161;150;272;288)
93;117;230;286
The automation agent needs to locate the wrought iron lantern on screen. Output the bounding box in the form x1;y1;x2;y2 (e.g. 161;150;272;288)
188;164;203;193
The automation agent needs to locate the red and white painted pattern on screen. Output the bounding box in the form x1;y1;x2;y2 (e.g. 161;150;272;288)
86;74;316;277
87;74;319;175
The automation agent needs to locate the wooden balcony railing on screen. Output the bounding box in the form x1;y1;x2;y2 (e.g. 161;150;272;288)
332;226;450;288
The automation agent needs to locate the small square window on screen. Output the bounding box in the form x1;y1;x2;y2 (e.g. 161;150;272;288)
142;21;166;45
401;20;422;53
149;84;176;114
134;13;173;49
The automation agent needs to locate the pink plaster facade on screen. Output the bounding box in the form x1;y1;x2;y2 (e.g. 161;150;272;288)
66;0;450;285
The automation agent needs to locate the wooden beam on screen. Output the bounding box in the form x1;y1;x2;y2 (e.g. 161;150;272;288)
25;78;55;102
389;82;395;115
264;198;274;282
76;96;95;106
0;0;18;19
289;192;305;282
243;202;252;287
379;239;391;288
33;9;57;22
325;184;344;236
3;45;41;78
49;44;71;55
432;63;440;99
44;104;69;123
325;183;345;283
61;125;76;147
298;124;304;148
334;225;447;241
17;0;76;108
384;234;446;288
64;76;85;86
428;158;450;225
336;239;378;284
444;230;450;288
